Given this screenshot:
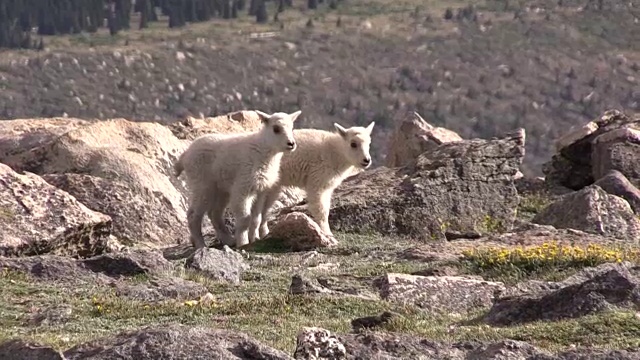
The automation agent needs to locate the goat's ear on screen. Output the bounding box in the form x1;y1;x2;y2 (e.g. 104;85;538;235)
255;110;271;124
290;110;302;122
365;121;375;135
334;123;348;138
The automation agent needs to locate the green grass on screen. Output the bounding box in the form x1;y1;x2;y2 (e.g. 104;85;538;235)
2;232;640;354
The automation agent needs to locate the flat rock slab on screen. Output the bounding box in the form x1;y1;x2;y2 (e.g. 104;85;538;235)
484;264;640;325
0;163;112;258
376;273;506;314
533;185;640;241
61;324;293;360
0;250;205;302
114;276;209;302
0;339;65;360
185;247;248;284
304;129;525;240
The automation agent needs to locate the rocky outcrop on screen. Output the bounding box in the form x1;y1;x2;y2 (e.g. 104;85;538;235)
532;185;640;241
0;163;112;258
297;129;525;240
543;109;640;190
385;111;463;168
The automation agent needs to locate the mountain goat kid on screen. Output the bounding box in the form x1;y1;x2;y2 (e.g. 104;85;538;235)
174;110;302;249
254;121;375;241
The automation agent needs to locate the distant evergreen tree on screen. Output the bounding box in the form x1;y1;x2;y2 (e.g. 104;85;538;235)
255;0;267;23
138;0;153;28
308;0;317;10
168;0;186;27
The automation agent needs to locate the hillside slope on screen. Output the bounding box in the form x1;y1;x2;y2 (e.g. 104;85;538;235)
0;0;638;174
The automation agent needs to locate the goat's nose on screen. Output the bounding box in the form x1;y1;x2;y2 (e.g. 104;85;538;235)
287;141;296;148
363;157;371;164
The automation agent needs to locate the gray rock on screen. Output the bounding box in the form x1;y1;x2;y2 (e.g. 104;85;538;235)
265;212;338;252
376;273;505;314
0;163;112;258
594;170;640;214
185;247;248;284
294;327;347;360
532;185;640;241
114;276;209;302
385;111;462;168
0;256;110;284
0;339;65;360
80;249;173;277
28;305;73;326
291;129;524;240
484;266;640;325
63;324;293;360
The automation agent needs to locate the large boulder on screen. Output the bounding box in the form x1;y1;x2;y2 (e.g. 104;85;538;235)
0;118;188;247
0;111;300;249
0;163;112;258
290;129;525;240
542;109;640;189
532;185;640;241
385;111;463;168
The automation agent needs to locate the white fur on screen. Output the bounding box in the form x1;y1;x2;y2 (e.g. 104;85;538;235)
255;121;375;240
174;110;302;248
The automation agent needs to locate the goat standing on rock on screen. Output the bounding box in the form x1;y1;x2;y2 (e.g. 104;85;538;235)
174;110;302;249
255;121;375;241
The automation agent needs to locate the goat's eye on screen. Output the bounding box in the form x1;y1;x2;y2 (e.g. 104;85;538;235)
273;126;281;134
350;142;357;148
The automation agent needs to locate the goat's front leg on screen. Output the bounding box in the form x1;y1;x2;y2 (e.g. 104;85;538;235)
230;188;255;248
307;188;334;237
248;193;266;243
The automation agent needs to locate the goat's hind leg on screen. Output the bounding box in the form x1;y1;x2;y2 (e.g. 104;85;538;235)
230;187;255;248
248;193;266;243
207;191;234;247
258;187;281;239
187;195;209;249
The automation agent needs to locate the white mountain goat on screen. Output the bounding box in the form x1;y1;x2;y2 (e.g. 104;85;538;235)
254;121;375;240
173;110;302;249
